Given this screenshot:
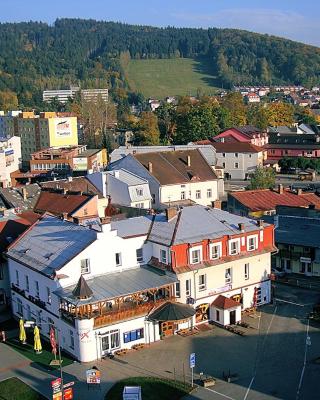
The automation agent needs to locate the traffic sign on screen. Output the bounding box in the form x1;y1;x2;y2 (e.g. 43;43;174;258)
189;353;196;368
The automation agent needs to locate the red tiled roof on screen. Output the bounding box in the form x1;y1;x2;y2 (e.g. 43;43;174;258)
212;142;264;153
41;177;103;199
230;189;320;212
212;295;241;310
17;211;41;225
34;191;95;216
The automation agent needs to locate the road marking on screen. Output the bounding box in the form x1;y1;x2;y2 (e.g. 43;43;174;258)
243;307;277;400
296;318;310;400
274;298;306;307
205;387;237;400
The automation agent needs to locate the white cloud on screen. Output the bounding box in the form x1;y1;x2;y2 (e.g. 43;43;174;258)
171;8;320;46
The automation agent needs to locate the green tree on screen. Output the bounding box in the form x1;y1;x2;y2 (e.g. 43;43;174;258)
174;103;219;144
249;167;275;189
156;103;176;144
134;111;160;145
247;105;269;130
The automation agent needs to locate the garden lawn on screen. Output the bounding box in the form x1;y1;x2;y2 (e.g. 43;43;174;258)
5;336;75;371
0;377;46;400
106;377;192;400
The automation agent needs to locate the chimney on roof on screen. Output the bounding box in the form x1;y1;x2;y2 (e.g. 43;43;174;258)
238;222;245;232
22;187;27;201
187;155;191;167
212;200;222;209
297;188;303;195
257;220;264;228
278;184;283;195
148;162;153;173
165;206;178;221
114;170;120;179
62;212;68;220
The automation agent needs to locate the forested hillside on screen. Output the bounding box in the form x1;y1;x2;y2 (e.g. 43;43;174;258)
0;18;320;107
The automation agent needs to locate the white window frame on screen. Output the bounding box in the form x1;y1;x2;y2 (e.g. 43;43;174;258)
189;245;202;264
234;162;239;169
198;274;206;291
244;263;249;280
136;187;143;196
160;249;167;264
207;188;212;198
185;279;191;297
136;248;144;263
247;235;258;252
175;281;181;297
180;191;186;200
229;238;240;256
209;242;222;260
195;190;201;199
81;258;91;274
225;267;232;284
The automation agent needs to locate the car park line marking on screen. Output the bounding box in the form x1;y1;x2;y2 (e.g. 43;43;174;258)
205;387;236;400
274;298;306;307
296;318;310;400
243;307;277;400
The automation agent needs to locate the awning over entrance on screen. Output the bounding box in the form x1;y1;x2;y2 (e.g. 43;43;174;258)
148;301;195;321
211;295;241;310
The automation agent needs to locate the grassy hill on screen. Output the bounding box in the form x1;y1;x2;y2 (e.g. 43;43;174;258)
124;58;220;98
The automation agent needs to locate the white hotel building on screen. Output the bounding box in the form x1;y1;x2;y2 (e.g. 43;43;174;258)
7;206;275;362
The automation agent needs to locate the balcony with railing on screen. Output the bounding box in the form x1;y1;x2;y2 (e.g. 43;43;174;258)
59;284;176;329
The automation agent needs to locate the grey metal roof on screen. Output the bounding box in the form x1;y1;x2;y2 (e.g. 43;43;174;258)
148;205;265;246
111;215;153;238
110;144;217;166
275;215;320;248
0;184;41;211
54;265;178;305
108;169;149;186
7;214;97;276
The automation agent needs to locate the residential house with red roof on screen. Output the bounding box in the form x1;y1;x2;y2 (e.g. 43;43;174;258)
34;189;98;222
0;209;39;307
228;185;320;217
211;142;267;180
147;205;275;327
213;126;268;147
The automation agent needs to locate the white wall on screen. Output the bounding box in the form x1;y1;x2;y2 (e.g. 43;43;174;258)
160;180;218;207
216;151;264;180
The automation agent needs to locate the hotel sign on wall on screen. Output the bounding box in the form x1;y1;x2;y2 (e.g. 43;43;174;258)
54;118;72;137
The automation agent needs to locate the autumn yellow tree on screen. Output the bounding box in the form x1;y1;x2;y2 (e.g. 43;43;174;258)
0;90;18;111
266;102;294;126
134;112;160;145
221;92;247;126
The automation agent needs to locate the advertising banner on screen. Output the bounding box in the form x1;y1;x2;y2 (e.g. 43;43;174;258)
54;118;72;137
73;157;88;171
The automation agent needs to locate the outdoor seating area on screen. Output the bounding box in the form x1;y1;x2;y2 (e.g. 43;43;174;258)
132;343;145;350
114;349;128;356
177;327;199;337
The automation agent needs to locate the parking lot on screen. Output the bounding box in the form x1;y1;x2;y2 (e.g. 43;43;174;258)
0;283;319;400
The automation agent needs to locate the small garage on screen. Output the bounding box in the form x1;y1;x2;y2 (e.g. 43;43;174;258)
210;295;242;326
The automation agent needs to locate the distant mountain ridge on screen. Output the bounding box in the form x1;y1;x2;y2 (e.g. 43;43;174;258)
0;18;319;106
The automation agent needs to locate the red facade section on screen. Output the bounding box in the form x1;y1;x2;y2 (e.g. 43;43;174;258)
170;225;274;269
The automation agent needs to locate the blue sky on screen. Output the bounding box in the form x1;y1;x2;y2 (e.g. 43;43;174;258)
1;0;318;46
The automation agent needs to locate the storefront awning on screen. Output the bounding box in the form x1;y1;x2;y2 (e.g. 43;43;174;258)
148;301;195;322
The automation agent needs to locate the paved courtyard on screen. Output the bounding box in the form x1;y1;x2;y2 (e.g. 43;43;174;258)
0;283;319;400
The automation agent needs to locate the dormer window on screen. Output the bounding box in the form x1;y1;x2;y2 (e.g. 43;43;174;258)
136;188;143;196
229;239;240;256
81;259;90;274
